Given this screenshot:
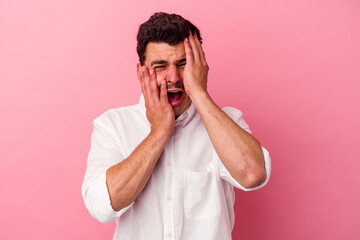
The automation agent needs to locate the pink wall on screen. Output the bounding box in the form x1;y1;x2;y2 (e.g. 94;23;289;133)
1;0;359;239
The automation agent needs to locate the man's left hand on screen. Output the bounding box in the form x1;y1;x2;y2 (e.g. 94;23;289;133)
183;32;209;98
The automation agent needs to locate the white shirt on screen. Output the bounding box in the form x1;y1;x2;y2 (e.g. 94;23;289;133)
82;95;271;240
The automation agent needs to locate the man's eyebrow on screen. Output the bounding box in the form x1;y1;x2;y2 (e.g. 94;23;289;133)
151;60;168;66
150;58;186;66
176;58;186;64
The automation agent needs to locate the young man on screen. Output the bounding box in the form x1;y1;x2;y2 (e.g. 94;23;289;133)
82;12;271;240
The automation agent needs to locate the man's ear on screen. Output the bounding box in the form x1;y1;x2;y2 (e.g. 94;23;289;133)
136;63;142;82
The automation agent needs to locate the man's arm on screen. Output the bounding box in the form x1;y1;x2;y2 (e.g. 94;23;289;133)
183;33;266;188
106;66;174;211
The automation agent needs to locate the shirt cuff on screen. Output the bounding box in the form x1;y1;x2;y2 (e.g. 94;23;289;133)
83;170;134;223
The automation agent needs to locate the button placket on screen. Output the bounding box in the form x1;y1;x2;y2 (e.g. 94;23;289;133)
164;134;175;239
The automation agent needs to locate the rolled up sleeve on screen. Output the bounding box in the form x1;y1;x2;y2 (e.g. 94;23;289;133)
81;117;133;223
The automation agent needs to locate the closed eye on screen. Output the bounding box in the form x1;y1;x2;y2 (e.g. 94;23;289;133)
178;63;186;69
154;65;166;72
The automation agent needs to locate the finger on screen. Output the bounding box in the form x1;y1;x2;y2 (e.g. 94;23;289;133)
139;69;148;99
194;33;207;65
184;37;194;65
188;32;201;62
142;66;153;102
149;69;160;102
159;79;168;104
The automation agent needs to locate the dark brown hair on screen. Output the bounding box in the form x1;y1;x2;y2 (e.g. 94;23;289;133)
136;12;202;65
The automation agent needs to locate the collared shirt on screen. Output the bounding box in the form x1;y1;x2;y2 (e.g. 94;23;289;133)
82;95;271;240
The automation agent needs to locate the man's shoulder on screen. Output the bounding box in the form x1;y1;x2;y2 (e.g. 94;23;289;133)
221;105;251;133
221;106;244;121
93;103;144;129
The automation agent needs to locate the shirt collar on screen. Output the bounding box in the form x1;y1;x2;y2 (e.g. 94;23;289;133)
139;94;196;128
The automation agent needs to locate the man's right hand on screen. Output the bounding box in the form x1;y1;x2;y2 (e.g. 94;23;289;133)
106;66;174;211
139;66;175;137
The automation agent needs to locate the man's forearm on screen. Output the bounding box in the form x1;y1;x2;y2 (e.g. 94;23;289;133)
105;63;175;211
106;130;169;211
190;90;266;188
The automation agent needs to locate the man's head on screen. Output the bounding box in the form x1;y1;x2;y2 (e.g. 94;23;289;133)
136;12;202;117
137;12;202;66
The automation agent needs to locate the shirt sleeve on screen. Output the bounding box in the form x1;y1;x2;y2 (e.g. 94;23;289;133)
217;107;271;191
81;115;134;223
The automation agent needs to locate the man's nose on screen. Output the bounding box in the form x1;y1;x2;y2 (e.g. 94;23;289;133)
166;65;181;84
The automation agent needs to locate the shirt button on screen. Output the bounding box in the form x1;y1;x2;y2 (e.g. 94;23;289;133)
167;196;172;201
168;162;172;166
168;233;173;238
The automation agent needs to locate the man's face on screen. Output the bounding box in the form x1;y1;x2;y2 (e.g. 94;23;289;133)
140;42;191;117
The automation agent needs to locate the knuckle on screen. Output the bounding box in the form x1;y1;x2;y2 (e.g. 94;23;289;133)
146;100;153;108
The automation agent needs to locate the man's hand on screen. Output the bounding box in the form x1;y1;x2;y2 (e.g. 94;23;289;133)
183;32;209;98
107;66;175;212
139;66;175;137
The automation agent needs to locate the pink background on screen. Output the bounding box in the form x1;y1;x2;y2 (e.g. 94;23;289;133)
1;0;359;239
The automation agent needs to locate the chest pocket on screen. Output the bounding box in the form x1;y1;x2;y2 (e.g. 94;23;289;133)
183;165;221;220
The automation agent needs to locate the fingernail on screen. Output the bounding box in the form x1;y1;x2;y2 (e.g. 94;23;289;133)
185;38;188;42
149;69;153;75
142;66;145;72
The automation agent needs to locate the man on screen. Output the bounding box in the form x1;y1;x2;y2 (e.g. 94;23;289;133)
82;12;271;240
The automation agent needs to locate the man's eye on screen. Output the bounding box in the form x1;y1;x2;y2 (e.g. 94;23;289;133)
154;66;166;71
178;63;186;68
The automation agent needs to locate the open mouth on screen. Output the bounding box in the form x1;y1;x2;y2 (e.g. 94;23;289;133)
167;90;184;107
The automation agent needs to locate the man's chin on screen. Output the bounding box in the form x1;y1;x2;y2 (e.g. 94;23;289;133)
173;97;191;118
